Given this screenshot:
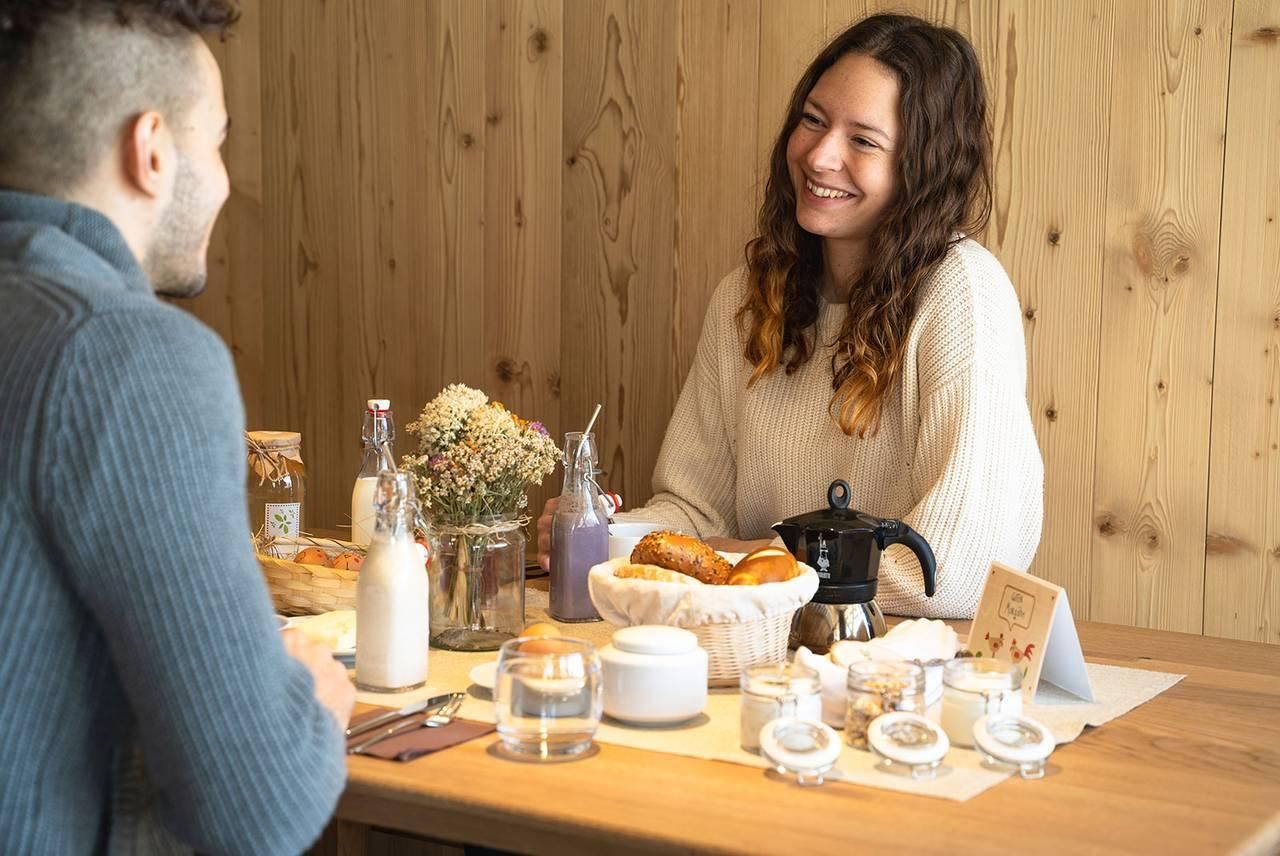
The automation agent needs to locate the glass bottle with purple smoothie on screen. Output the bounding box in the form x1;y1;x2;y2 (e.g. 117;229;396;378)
549;431;607;622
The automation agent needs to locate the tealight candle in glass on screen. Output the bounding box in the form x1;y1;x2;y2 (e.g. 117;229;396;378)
940;658;1023;748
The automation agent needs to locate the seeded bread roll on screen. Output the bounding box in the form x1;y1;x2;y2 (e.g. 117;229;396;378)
630;531;733;585
613;563;705;585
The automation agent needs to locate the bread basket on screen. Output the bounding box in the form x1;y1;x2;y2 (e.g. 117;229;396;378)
588;555;819;686
257;535;361;616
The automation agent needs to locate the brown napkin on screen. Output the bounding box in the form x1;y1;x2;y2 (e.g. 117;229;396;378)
346;708;495;762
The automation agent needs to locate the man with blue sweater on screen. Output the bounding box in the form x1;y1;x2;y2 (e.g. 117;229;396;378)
0;1;353;852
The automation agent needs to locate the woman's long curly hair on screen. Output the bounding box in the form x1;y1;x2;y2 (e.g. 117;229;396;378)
738;14;992;437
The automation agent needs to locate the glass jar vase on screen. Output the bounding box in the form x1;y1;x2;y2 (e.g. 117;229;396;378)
245;431;306;541
429;513;527;651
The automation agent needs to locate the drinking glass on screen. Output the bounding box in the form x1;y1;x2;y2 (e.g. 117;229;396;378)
494;636;603;759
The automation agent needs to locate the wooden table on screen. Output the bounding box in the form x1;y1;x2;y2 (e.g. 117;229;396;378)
324;620;1280;856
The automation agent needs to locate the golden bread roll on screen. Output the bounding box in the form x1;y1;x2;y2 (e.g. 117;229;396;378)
613;563;705;585
630;531;732;585
727;546;800;585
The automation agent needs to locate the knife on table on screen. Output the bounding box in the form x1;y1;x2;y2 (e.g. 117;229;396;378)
344;693;454;740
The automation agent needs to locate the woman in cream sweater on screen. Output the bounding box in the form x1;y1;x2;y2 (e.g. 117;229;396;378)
540;14;1043;619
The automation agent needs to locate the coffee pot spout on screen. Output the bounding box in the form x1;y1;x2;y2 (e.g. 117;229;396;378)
771;521;802;555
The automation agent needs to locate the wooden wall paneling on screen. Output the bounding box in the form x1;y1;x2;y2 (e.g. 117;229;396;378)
261;0;363;530
562;0;679;512
198;0;264;426
755;0;825;205
1090;0;1232;633
1204;0;1280;644
674;0;760;383
963;2;1113;609
343;1;440;525
421;2;489;398
825;1;870;38
483;0;564;523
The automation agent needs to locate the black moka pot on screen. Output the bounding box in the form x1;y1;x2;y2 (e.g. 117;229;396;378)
773;480;937;652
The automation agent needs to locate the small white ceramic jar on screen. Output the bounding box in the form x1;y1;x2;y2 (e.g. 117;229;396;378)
600;625;708;724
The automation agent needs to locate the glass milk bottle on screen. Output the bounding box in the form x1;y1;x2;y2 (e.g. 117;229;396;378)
351;399;395;545
549;432;608;622
355;471;429;692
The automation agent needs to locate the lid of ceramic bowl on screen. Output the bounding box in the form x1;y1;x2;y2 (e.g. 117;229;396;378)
612;625;699;656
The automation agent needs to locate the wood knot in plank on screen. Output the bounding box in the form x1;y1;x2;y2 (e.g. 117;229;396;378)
528;28;549;58
1047;229;1061;246
1024;307;1036;321
1044;407;1058;422
1193;26;1202;36
460;132;475;149
1250;26;1279;43
1095;514;1120;536
1156;379;1166;393
495;357;521;383
547;371;561;397
1205;532;1250;555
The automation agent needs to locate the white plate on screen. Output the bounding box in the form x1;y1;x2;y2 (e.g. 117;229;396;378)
281;614;356;657
469;660;498;690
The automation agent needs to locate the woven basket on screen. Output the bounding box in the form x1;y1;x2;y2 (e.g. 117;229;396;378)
257;536;360;616
588;556;819;687
692;611;797;687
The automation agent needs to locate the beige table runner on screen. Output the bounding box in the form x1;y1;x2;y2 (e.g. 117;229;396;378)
355;588;1183;802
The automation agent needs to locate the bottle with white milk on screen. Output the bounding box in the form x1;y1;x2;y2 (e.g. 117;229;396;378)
351;399;395;545
355;471;430;692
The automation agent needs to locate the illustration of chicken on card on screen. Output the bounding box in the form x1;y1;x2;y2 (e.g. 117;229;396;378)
969;563;1094;703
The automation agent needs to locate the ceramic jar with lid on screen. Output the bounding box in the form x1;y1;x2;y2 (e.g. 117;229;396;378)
600;625;707;724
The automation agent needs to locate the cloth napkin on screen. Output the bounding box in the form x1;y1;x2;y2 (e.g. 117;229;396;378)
345;708;495;762
795;619;960;727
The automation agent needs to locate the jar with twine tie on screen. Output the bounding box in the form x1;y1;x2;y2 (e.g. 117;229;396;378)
246;431;306;541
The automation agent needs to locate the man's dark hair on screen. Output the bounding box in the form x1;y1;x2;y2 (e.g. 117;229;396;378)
0;0;239;194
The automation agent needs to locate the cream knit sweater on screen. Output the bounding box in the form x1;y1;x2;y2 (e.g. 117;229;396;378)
617;238;1043;619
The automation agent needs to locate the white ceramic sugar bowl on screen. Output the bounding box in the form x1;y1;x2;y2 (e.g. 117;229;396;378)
600;625;708;724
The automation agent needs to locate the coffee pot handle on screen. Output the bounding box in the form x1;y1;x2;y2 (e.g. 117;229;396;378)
875;521;937;598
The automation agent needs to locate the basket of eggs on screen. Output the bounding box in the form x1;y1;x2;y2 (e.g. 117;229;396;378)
256;536;366;616
588;532;819;686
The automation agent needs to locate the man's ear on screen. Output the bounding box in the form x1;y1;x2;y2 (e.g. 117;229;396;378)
121;111;172;199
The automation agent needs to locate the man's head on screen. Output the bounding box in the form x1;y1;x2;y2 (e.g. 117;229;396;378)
0;1;239;296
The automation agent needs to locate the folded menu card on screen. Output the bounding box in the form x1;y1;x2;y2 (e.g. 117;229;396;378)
969;562;1094;703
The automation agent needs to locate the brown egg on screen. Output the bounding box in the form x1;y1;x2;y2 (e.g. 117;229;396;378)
518;637;577;655
521;622;561;639
330;551;364;572
294;547;330;567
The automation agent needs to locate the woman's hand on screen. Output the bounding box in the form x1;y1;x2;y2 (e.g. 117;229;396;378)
536;497;559;571
704;537;776;554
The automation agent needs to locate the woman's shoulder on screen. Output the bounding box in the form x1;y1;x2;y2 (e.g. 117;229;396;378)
910;238;1027;384
710;264;752;312
916;238;1021;330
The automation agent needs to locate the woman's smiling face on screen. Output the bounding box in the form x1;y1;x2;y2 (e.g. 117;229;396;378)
786;52;901;248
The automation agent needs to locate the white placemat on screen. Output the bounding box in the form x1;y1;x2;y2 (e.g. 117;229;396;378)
354;587;1183;802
